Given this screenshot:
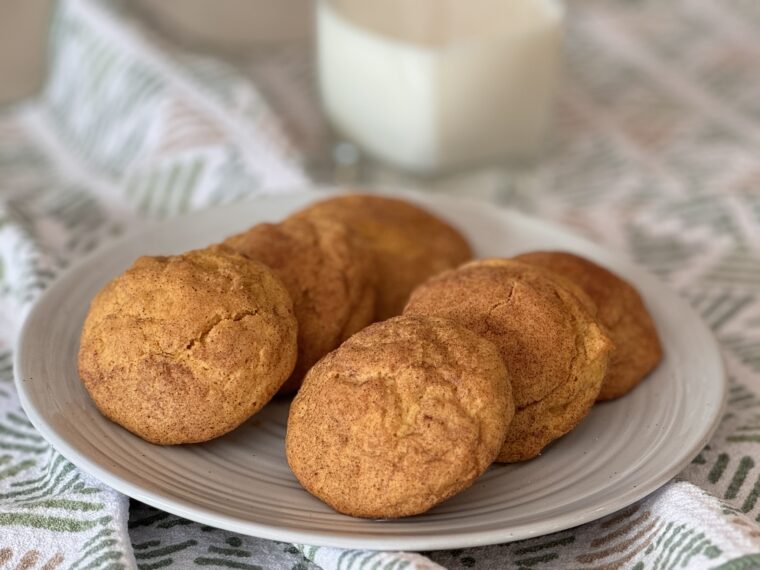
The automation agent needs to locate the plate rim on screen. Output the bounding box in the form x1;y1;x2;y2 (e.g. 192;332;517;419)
14;187;728;551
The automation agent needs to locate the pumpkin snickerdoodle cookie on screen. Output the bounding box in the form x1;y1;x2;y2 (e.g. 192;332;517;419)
404;259;613;462
514;251;662;401
221;216;376;393
286;315;513;518
78;248;297;445
292;194;472;320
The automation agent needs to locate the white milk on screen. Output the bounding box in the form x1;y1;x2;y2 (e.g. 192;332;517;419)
317;0;564;174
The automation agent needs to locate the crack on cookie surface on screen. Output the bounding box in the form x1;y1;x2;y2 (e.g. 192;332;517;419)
184;310;259;351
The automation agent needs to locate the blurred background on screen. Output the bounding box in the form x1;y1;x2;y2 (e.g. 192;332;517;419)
5;0;759;210
0;0;629;202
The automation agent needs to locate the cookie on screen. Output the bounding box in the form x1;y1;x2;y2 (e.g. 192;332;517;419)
292;194;472;320
286;315;513;518
221;217;376;393
404;259;613;462
78;248;297;445
514;251;662;400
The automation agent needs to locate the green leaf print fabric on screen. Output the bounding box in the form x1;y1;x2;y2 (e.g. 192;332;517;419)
1;0;760;568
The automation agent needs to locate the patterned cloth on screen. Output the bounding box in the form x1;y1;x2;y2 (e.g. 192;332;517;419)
1;0;760;567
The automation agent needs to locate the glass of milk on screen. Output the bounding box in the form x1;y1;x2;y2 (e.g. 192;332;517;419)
317;0;564;175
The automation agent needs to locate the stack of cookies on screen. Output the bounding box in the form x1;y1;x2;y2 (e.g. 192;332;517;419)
78;194;472;444
78;193;662;519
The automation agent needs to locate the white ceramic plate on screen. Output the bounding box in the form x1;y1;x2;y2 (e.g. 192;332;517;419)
15;189;726;551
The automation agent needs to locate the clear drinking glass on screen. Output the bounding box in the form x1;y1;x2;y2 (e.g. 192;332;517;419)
317;0;565;177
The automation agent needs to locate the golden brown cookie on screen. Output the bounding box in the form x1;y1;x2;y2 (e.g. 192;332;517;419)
221;217;376;393
78;248;297;445
404;259;613;462
292;194;472;320
286;315;513;518
514;251;662;401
